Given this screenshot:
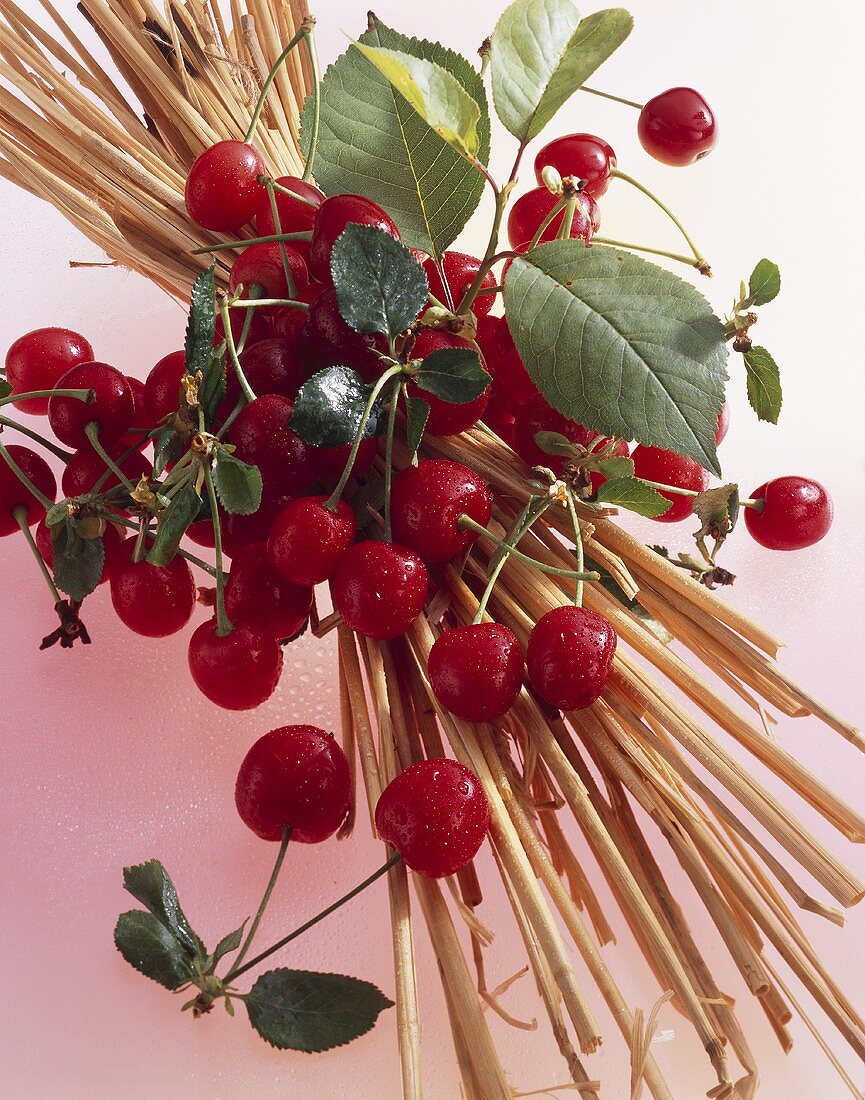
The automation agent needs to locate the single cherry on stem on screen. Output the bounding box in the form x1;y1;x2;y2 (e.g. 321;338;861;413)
631;444;710;523
254;176;324;237
331;541;428;640
308;194;400;283
533;134;617;198
267;495;356;586
527;605;617;712
5;328;94;415
48;362;133;449
390;460;492;565
188;616;283;710
429;623;524;723
744;476;833;551
184;140;266;231
422;252;496;316
0;444;56;536
224;541;312;640
229;242;309;306
301;286;386;380
108;536;196;637
407;330;491;436
637;87;717;167
715;402;730;446
507;187;598;250
228;338;312;401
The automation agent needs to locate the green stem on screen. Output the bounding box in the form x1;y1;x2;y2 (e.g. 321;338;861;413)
231;297;309;311
219;301;256;405
111;515;218;577
528;195;567;251
265;178;298;299
609;168;708;268
84;422;133;491
229;827;291;976
459;514;599;583
132;515;148;564
225;851;401;985
0;387;92;408
579;84;643;110
383;376;400;542
267;178;318;206
202;458;232;636
472;500;549;624
216;397;245;440
557;194;578;241
565;487;585;608
0;438;53;508
13;505;61;602
244;23;312;144
301;25;321;183
591;236;704;271
0;416;73;461
190;231;313;255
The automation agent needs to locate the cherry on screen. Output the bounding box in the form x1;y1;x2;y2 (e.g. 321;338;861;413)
631;444;709;522
143;351;186;426
235;725;351;843
5;328;94;415
229;242;309;305
533;133;617;198
224;541;312;639
228;338;312;401
474;313;510;365
408;330;490;436
513;393;596;471
61;445;150;498
228;395;318;496
422;252;496;316
429;623;524;722
254;176;324;236
715;402;730;446
527;605;617;711
267;495;356;586
489;345;538;412
314;435;380;486
0;445;56;536
108;536;195;637
221;490;295;559
120;376;150;451
637;88;717;167
214;307;269;350
301;286;385;380
744;477;833;551
47;362;133;449
481;403;516;447
375;758;490;878
391;460;492;564
309;194;400;284
188;617;283;710
331;542;428;640
269;282;325;344
184;140;266;231
507;187;597;250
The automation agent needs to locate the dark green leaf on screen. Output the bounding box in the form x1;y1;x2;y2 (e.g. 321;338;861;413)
185;265;217;379
404;393;430;456
743;346;782;424
594;476;671;518
245;969;394;1052
747;259;781;306
290;367;386;448
595;455;635;480
211;921;248;968
414;347;490;404
301;20;490;261
146;482;202;566
114;910;195;991
0;379;12;400
122;860;201;957
199;348;227;428
491;1;633;141
331;225;428;338
51;520;105;601
504;241;727;474
212;450;263;516
153;424;187;479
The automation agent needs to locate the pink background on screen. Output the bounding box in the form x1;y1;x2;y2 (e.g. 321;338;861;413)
1;2;863;1097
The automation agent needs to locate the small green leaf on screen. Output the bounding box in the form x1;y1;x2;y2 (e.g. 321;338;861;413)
199;348;227;428
594;476;671;518
114;910;195;991
211;921;248;968
414;347;490;404
352;43;481;162
153;424;187;479
491;0;633;141
212;450;263;516
122;860;201;957
404;393;430;457
744;346;782;424
51;520;105;601
290;367;386;448
595;455;635;480
747;259;781;306
45;501;70;528
0;379;12;400
331;225;429;338
533;430;576;457
693;483;740;540
245;969;394;1052
185;265;217;380
146;482;202;567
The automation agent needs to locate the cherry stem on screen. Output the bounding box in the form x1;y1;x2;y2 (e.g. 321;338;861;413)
557;194;579;242
219;301;256;405
244;20;314;144
472;499;550;624
264;179;298;299
198;412;232;634
459;514;599;583
565;487;585;608
231;297;309;311
528;195;567;250
579;84;643;110
111;514;218;577
132;515;148;564
84;422;134;491
383;376;400;542
190;231;313;255
0;438;53;508
230;827;292;976
224;851;401;985
301;23;321;183
0;416;73;461
13;505;61;603
609;168;708;269
590;236;705;271
0;387;92;408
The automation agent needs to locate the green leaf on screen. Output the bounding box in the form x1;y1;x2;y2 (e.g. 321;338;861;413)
199;348;227;428
490;1;633;141
122;860;201;957
744;345;782;424
114;910;195;991
212;450;263;516
185;265;217;380
594;476;671;518
331;225;429;338
693;483;740;540
211;921;248;968
245;969;394;1052
595;455;635;480
533;430;576;457
404;393;430;457
290;367;386;448
153;424;186;479
747;259;781;306
414;347;490;404
146;482;202;567
0;379;12;400
504;241;727;474
51;520;105;601
301;20;490;261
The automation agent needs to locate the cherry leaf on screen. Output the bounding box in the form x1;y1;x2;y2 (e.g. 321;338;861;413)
414;347;490;404
211;450;263;516
185;265;216;380
147;482;202;566
743;346;782;424
404;393;430;457
122;860;202;957
290;367;387;449
330;225;428;338
594;476;671;518
747;259;781;307
114;911;195;991
51;519;105;602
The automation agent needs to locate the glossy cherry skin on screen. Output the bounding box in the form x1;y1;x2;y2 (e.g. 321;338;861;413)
744;477;833;551
221;490;295;558
637;88;717;167
429;623;524;722
120;376;151;451
301;287;386;380
631;444;709;522
236;725;351;843
267;495;356;586
254;176;324;236
229;242;309;305
408;330;490;436
489;346;538;414
715;402;730;446
375;758;491;878
48;361;134;448
228;395;318;496
5;328;94;415
108;536;195;637
269;282;326;344
228;338;312;401
314;435;380;486
391;460;492;564
0;445;57;536
507;187;597;250
61;445;150;498
188;617;283;710
513;393;596;471
331;542;428;640
224;541;312;639
184;140;266;231
422;252;496;316
533;133;617;198
309;193;400;283
143;351;186;425
527;606;617;711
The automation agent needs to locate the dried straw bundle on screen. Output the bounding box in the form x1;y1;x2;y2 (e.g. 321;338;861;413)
1;3;863;1098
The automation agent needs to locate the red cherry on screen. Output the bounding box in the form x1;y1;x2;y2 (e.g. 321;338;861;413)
48;362;134;449
0;445;56;535
108;536;195;637
254;176;324;236
637;88;717;167
507;187;597;250
533;133;617;198
301;286;386;380
184;140;266;231
5;328;94;415
120;376;150;451
429;624;524;722
228;338;312;401
744;477;833;551
309;194;400;283
188;617;283;710
143;351;186;426
235;725;351;843
214;308;270;351
224;541;312;639
490;345;538;413
314;435;380;486
391;460;492;564
715;402;730;446
331;542;428;640
221;490;295;558
422;252;496;316
513;393;596;471
474;314;509;365
408;330;490;436
229;242;309;306
269;282;326;344
61;445;150;498
527;606;616;711
375;758;490;878
267;495;356;586
481;403;516;447
631;444;709;522
228;395;318;496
